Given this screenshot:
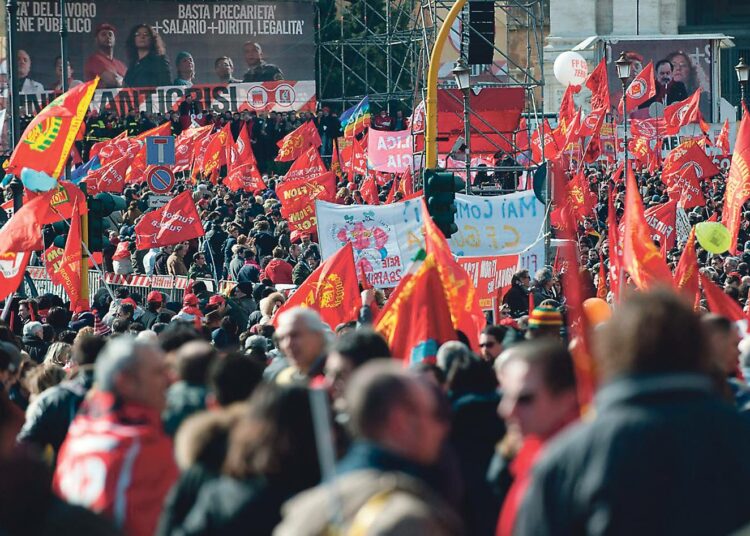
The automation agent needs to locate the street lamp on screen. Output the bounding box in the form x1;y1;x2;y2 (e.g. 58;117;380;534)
615;52;632;174
735;57;749;118
452;58;472;194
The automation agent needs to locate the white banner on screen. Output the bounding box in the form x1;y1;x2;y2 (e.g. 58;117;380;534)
316;199;423;288
316;190;547;288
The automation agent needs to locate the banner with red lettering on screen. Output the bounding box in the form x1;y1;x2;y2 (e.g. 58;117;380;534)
134;191;205;250
367;129;413;173
456;254;519;319
276;171;337;234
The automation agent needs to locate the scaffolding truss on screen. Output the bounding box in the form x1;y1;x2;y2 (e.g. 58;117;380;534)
317;0;548;177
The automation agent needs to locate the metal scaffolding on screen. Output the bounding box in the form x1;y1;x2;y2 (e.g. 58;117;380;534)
317;0;548;172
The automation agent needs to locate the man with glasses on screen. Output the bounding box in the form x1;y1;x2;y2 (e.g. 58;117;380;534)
479;325;508;364
494;339;578;536
188;253;212;280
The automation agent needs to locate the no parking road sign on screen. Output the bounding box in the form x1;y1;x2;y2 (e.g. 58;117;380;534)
147;166;175;194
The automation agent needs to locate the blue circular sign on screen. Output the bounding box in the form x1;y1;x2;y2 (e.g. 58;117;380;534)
147;166;174;194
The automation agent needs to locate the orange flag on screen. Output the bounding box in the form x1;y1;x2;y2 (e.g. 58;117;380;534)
6;78;99;179
722;104;750;254
421;200;485;351
276;120;322;162
375;254;457;365
673;227;699;306
622;166;673;289
271;242;360;330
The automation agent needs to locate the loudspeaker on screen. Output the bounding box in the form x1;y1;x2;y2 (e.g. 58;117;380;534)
468;1;495;65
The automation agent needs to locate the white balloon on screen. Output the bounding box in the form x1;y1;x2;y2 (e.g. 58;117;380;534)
553;51;588;87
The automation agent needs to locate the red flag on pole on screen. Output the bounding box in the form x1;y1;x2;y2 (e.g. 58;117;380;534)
271;242;360;330
622;167;673;289
276;121;322;162
673;227;699;306
59;202;83;310
84;153;129;194
722;103;750;254
0;252;31;304
663;89;709;135
224;127;266;192
360;176;380;205
134;191;205;250
585;58;611;111
618;61;656;116
716;118;731;157
284;144;328;182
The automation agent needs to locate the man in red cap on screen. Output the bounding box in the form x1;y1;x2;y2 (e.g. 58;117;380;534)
84;23;127;87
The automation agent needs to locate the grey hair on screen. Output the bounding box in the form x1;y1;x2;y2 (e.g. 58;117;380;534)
276;307;334;350
534;267;553;284
436;340;472;373
95;336;161;393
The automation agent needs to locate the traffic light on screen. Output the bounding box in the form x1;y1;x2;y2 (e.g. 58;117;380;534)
424;169;465;238
88;193;126;252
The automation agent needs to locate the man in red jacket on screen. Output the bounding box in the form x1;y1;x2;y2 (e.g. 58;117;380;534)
263;246;294;284
54;337;178;536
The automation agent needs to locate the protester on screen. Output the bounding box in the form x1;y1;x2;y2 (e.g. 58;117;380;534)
54;337;178;536
515;290;750;535
276;360;462;535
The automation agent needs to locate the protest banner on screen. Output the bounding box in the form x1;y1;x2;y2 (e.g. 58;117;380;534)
316;199;423;288
367;129;413;173
317;191;546;288
457;254;520;318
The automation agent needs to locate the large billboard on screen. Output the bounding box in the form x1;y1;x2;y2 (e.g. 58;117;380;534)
9;0;315;90
607;38;713;122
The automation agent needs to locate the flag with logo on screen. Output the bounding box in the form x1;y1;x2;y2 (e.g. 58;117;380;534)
673;227;699;306
0;251;31;304
716;118;731;157
83;154;129;195
276;172;337;233
0;182;88;253
643;200;677;256
360;176;380;205
134;191;205;250
618;61;656;116
284;144;328;182
663;89;709;135
585;58;611;111
174;125;212;172
662;138;720;185
271;242;360;329
276;120;322;162
5;78;99;179
375;253;457;365
224;127;266;192
201;123;232;180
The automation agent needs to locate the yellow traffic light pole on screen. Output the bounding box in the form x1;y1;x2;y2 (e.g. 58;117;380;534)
425;0;467;169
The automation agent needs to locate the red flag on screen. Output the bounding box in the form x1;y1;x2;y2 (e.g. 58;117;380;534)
201;123;232;179
421;200;485;351
384;177;398;204
276;172;337;233
59;202;83;310
0;252;31;303
284;144;327;182
6;79;99;179
90;131;126;163
643;200;677;256
622;167;673;289
607;182;622;301
585;58;611;111
549;158;597;410
662;138;720;185
663;89;709;135
701;272;745;322
360;176;380;205
84;154;129;194
530;119;561;163
667;175;705;209
716;118;731;157
0;182;88;253
618;61;656;116
722;104;750;254
134;191;205;250
398;168;414;196
556;85;579;137
375;254;457;365
577;106;607;139
567;171;597;221
276;121;322;162
673;227;699;304
174;125;212;172
271;242;360;329
224;127;266;192
190;128;215;180
342;135;368;175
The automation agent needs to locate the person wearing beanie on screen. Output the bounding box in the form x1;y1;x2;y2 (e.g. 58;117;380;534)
174;294;204;331
526;303;564;341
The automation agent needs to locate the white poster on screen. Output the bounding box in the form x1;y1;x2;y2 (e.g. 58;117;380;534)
316;199;423;288
317;190;547;288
